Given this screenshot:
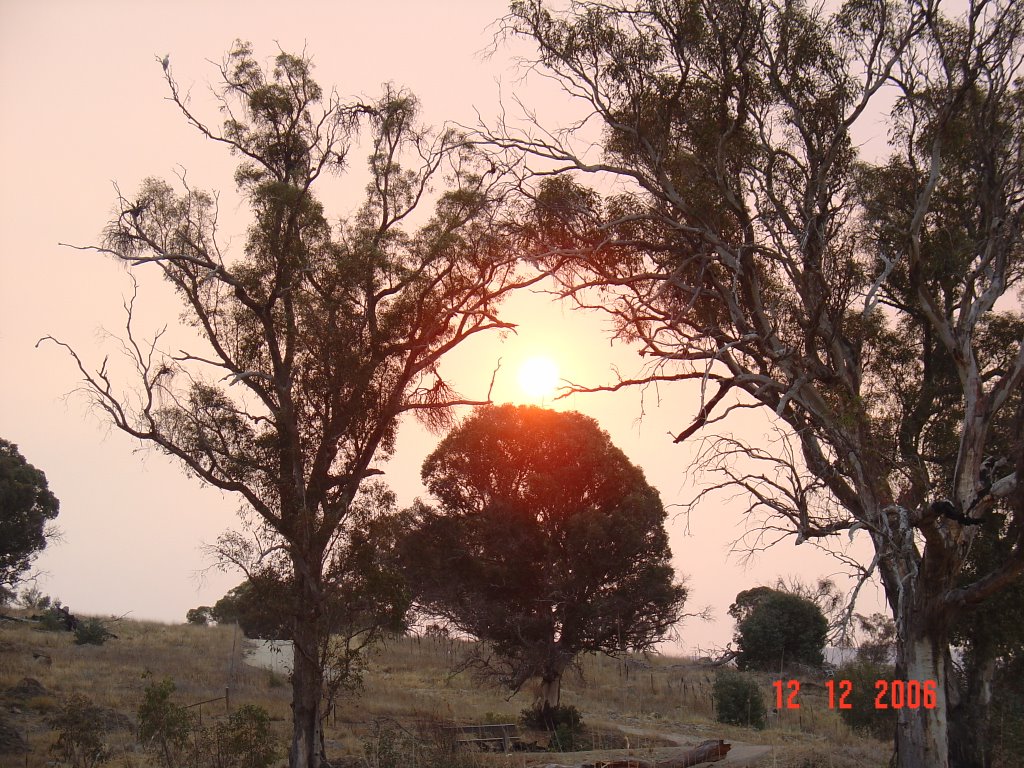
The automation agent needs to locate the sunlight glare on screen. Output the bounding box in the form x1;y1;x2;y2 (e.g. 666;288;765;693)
518;356;560;400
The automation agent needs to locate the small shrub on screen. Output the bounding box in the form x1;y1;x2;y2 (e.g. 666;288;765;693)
137;678;193;768
38;601;69;631
550;722;579;751
213;704;277;768
520;702;583;732
49;694;112;768
75;618;115;645
186;606;212;626
19;585;51;610
363;721;408;768
835;662;897;740
714;669;767;729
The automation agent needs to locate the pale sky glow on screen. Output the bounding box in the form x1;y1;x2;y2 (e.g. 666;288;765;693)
0;0;884;653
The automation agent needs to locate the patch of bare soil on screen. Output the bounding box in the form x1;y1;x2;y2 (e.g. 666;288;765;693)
516;719;771;767
517;719;891;768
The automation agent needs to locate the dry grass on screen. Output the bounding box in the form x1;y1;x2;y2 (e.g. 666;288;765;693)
1;614;892;767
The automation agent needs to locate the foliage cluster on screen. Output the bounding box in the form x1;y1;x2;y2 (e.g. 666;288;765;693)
48;694;112;768
74;617;116;646
519;702;582;733
730;588;828;672
497;1;1024;764
362;720;479;768
0;438;59;589
712;670;766;730
834;662;897;742
990;654;1024;767
137;678;277;768
403;405;687;707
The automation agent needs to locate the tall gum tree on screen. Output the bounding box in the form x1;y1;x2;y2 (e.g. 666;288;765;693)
490;2;1024;766
41;43;536;768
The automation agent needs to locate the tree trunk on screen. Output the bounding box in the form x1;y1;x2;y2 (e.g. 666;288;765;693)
290;571;324;768
895;633;950;768
539;672;562;710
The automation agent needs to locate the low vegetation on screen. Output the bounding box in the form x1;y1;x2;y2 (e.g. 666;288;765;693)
0;611;905;767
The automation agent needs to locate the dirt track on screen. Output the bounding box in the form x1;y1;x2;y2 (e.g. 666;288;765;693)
529;720;773;767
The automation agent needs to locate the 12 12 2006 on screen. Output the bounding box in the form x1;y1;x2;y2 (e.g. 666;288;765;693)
773;679;937;710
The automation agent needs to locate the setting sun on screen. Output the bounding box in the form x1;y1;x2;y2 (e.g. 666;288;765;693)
517;356;560;400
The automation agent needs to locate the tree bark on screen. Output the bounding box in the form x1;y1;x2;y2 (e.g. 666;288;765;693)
539;671;562;710
290;569;324;768
895;633;950;768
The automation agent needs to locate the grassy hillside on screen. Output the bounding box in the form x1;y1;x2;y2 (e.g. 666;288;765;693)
0;612;891;767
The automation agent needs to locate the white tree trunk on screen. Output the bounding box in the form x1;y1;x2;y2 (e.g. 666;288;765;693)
896;635;949;768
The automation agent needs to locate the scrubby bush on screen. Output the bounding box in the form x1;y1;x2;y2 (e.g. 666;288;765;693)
550;722;580;751
37;600;71;631
363;720;477;768
137;678;193;768
212;704;277;768
520;702;583;732
74;618;115;645
186;606;212;626
19;585;51;609
48;694;111;768
714;669;767;729
835;662;897;740
137;678;278;768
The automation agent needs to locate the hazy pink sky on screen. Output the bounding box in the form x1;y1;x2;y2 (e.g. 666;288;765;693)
0;0;883;653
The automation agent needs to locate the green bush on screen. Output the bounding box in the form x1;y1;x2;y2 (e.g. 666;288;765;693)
48;694;111;768
735;590;828;671
550;722;579;751
834;662;897;740
138;678;278;768
185;606;212;626
74;618;115;645
37;601;70;631
520;702;583;732
363;721;477;768
137;678;193;768
213;704;277;768
714;669;767;729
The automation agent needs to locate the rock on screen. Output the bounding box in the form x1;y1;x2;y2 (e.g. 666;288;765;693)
5;677;47;700
0;713;28;755
94;705;133;732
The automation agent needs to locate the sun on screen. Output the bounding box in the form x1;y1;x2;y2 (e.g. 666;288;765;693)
518;356;560;400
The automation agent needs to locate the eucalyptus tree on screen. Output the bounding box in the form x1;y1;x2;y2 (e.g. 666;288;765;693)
0;439;60;592
42;43;533;768
402;405;688;716
492;2;1024;766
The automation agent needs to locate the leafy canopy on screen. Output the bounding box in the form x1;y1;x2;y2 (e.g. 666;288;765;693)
403;404;688;692
0;439;59;589
731;588;828;671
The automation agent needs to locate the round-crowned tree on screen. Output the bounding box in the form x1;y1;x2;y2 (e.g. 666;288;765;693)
731;588;828;672
403;404;688;717
0;439;59;590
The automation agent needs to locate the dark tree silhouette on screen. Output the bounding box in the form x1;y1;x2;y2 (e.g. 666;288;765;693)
403;405;688;715
491;2;1024;764
0;439;59;591
41;43;533;768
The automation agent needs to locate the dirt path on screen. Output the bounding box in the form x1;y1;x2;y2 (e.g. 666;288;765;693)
533;719;773;767
614;722;771;765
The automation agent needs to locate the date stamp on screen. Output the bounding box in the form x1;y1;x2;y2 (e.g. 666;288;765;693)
773;679;938;710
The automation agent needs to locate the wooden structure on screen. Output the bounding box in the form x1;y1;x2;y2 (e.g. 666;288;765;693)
444;723;521;752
